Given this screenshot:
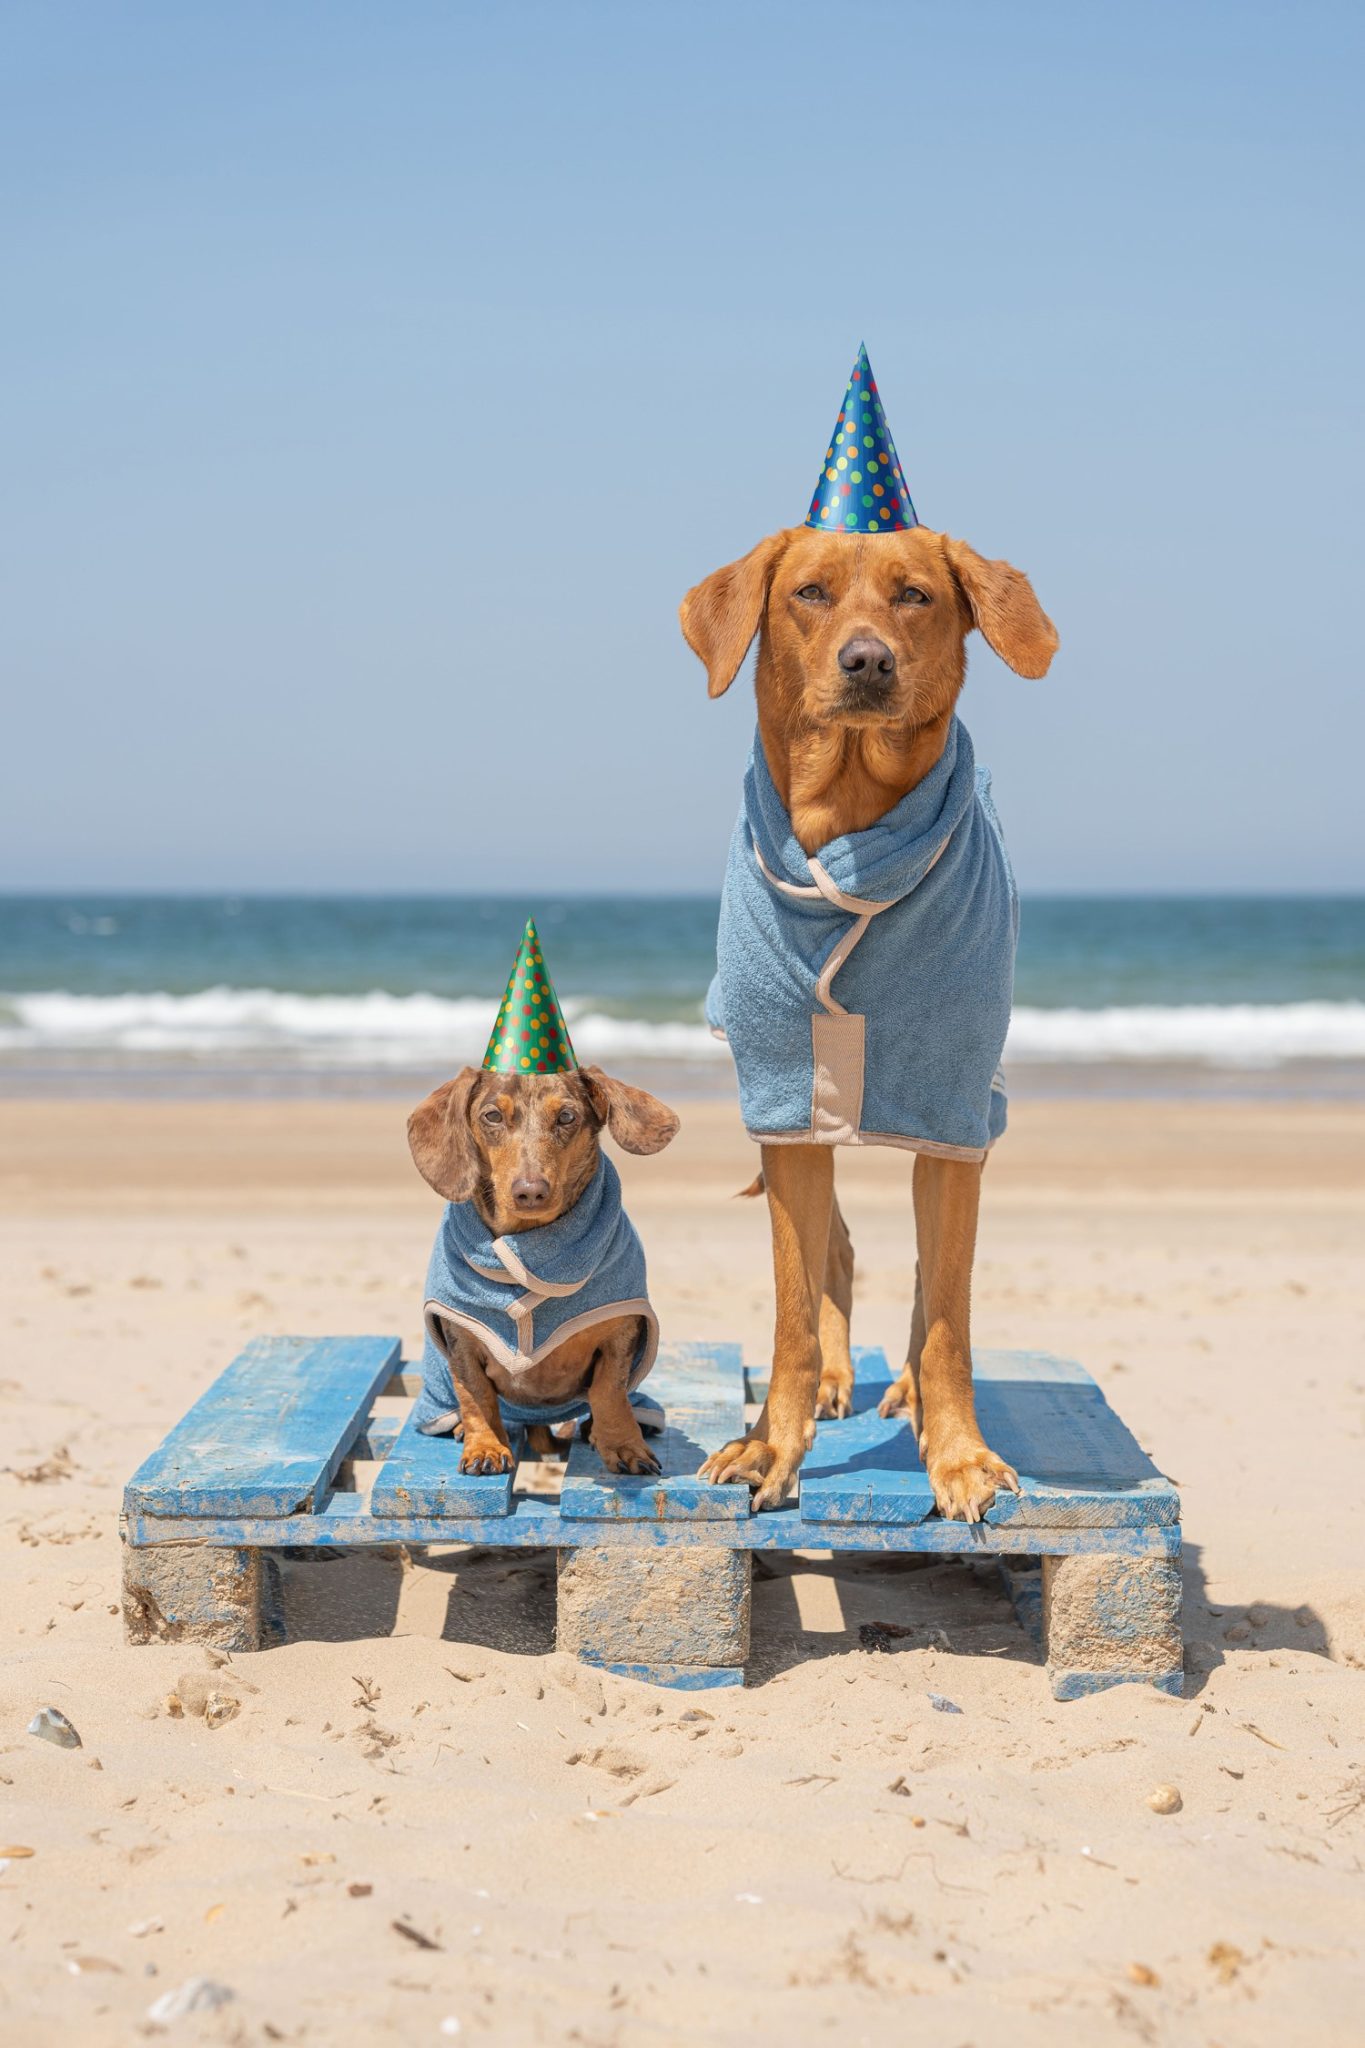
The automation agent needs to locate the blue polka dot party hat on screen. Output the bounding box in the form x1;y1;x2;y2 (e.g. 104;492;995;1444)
804;343;919;535
482;920;578;1075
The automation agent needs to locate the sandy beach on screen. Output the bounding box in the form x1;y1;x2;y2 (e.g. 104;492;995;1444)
3;1093;1364;2045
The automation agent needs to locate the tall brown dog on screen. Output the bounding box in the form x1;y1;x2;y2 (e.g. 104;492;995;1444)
680;525;1058;1517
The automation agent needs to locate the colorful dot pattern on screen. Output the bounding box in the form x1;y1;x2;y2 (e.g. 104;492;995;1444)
804;343;919;535
481;919;579;1075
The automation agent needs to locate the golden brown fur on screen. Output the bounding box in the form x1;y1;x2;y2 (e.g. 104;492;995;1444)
680;524;1058;1515
407;1066;679;1476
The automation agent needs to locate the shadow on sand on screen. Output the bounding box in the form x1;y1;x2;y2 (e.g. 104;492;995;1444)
276;1530;1339;1698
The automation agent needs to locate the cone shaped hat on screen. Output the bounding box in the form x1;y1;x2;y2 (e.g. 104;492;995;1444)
482;920;577;1075
804;343;918;534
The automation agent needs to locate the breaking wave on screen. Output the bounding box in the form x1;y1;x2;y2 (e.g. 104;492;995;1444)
0;989;727;1066
1006;1001;1365;1065
2;989;1365;1068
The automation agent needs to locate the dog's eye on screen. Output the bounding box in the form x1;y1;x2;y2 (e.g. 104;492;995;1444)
556;1108;578;1128
794;583;829;604
899;586;932;606
481;1107;503;1126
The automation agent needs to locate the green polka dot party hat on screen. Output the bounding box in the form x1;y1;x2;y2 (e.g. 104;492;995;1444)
805;343;919;534
482;920;578;1076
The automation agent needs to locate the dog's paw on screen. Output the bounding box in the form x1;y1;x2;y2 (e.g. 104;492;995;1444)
458;1441;515;1476
877;1372;922;1434
594;1438;662;1477
698;1436;798;1511
924;1441;1020;1524
814;1362;855;1420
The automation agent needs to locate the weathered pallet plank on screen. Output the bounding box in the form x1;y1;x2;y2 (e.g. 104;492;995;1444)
796;1346;1177;1529
369;1411;523;1519
123;1336;401;1518
124;1499;1179;1558
971;1350;1178;1526
120;1341;1181;1559
560;1342;749;1522
798;1348;936;1526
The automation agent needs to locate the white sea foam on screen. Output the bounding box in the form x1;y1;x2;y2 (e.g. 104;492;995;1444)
1006;1001;1365;1065
1;989;1363;1068
0;989;728;1066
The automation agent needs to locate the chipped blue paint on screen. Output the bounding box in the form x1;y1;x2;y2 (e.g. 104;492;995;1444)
559;1545;749;1666
1050;1669;1183;1701
561;1342;748;1522
798;1348;937;1525
123;1335;400;1518
588;1661;744;1690
370;1410;523;1519
1086;1557;1183;1647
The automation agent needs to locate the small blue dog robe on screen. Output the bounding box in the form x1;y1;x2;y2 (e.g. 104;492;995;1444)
414;1154;658;1434
706;717;1016;1161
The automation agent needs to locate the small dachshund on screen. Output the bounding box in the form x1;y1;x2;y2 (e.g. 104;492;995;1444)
407;1064;679;1476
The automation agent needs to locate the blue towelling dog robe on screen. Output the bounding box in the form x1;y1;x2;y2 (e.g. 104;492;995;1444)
706;717;1017;1161
414;1154;659;1435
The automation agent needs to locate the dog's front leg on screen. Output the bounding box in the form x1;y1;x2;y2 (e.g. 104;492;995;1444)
700;1143;833;1509
586;1317;661;1477
908;1155;1019;1522
443;1325;516;1475
877;1259;925;1436
815;1195;856;1419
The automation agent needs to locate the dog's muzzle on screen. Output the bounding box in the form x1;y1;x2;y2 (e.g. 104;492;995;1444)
836;635;897;714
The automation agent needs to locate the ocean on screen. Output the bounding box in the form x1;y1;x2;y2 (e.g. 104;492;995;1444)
2;893;1363;1097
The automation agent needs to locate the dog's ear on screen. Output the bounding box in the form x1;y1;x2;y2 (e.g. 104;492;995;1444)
407;1068;482;1202
581;1066;681;1155
943;537;1059;679
680;531;790;698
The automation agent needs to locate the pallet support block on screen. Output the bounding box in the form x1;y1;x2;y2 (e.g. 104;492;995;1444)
122;1540;271;1651
997;1555;1044;1647
556;1545;751;1681
1041;1552;1183;1700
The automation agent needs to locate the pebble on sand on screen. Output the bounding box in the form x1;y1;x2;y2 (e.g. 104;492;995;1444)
1146;1784;1183;1814
27;1706;81;1749
146;1977;235;2022
166;1672;241;1728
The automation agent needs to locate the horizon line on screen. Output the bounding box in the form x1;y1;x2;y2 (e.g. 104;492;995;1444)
2;885;1364;905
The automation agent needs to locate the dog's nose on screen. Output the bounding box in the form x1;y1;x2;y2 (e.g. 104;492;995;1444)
838;636;897;683
511;1175;552;1212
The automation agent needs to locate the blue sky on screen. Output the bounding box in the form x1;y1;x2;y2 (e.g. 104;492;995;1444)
3;0;1362;892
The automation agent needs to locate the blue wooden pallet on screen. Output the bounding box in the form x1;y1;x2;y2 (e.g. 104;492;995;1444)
122;1337;1182;1694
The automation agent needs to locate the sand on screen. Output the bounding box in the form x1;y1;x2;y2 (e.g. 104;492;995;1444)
2;1095;1363;2045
